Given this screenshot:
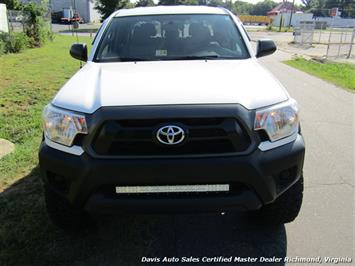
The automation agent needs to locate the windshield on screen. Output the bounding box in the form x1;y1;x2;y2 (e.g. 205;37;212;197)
94;14;250;62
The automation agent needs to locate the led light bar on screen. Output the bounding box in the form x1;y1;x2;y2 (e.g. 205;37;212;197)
115;184;230;194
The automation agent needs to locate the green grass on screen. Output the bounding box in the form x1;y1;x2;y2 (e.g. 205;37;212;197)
0;35;160;266
284;57;355;91
266;26;294;32
0;35;93;188
0;35;125;265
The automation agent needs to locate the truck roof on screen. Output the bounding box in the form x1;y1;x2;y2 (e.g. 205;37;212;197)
113;5;229;17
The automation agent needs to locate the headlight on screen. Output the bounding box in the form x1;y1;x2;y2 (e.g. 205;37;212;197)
43;105;88;146
254;99;299;142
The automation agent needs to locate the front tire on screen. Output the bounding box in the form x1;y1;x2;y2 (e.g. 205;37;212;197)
251;175;304;224
44;186;93;232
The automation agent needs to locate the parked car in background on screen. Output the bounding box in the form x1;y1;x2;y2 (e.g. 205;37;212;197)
59;8;84;24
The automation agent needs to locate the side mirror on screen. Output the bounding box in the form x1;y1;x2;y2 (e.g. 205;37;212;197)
256;39;276;58
70;43;87;61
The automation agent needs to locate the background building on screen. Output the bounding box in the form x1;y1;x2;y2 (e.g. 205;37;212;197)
50;0;100;23
267;0;299;17
19;0;101;22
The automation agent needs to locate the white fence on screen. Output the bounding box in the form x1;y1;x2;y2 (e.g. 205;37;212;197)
314;17;355;28
272;13;314;28
293;23;355;59
7;10;26;32
293;21;315;46
5;9;51;33
326;29;355;58
272;12;355;28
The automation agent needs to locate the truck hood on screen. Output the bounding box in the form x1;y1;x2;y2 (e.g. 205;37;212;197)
52;59;289;114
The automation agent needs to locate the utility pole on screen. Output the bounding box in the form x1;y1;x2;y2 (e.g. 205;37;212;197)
288;0;295;30
347;28;355;59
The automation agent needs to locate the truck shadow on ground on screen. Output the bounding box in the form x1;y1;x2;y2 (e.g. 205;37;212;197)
0;166;286;266
96;213;287;265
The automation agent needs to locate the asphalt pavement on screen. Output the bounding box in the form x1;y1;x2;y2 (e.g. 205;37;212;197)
259;50;354;261
51;23;100;33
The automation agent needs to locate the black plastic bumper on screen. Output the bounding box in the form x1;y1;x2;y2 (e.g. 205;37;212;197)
39;134;305;214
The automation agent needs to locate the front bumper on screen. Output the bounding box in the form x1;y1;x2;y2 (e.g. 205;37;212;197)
39;134;305;214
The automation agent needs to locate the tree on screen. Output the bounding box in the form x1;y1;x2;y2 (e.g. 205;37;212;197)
300;0;312;9
301;0;355;18
233;1;254;15
158;0;199;5
0;0;21;10
301;0;326;16
95;0;130;19
250;0;278;16
206;0;229;8
340;0;355;17
135;0;155;7
180;0;199;5
325;0;355;18
22;2;52;47
158;0;179;5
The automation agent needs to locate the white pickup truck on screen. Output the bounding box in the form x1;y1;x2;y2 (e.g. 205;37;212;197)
39;5;305;232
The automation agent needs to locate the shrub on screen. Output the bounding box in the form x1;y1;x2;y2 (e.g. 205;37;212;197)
0;39;5;55
22;3;52;47
0;2;51;54
0;32;29;53
0;0;22;10
0;33;7;54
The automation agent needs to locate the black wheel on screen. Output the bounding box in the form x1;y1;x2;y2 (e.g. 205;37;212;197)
44;186;94;232
251;175;304;224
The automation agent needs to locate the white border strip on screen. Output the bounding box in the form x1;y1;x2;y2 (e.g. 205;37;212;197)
258;133;298;151
45;137;84;156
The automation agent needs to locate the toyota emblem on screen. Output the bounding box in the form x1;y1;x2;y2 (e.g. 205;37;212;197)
156;125;185;145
